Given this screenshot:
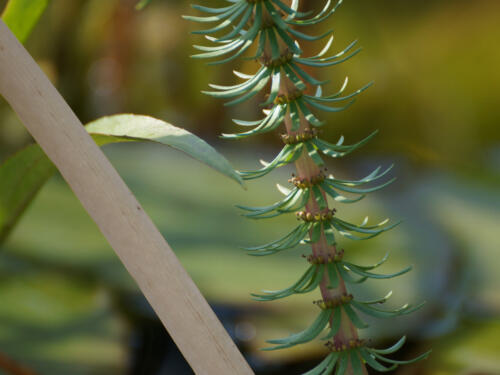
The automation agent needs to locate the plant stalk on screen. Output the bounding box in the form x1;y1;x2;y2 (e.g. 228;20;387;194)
264;3;368;373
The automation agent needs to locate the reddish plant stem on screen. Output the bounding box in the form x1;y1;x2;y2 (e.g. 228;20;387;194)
282;86;367;375
261;3;368;374
284;102;362;345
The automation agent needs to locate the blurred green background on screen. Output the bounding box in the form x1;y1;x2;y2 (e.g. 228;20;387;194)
0;0;499;374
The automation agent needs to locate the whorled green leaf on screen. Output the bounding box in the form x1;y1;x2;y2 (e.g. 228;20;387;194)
335;262;368;284
237;186;310;219
303;352;340;375
251;264;323;301
223;103;287;139
359;348;397;372
0;114;243;244
264;307;332;350
361;337;431;370
321;306;342;340
343;303;369;329
350;351;365;375
351;299;425;319
1;0;49;43
329;216;400;242
284;0;343;26
335;354;349;375
243;221;312;255
238;143;304;180
326;262;340;289
343;261;412;280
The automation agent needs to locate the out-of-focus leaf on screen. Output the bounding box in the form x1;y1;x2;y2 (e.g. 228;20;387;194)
1;0;49;43
135;0;152;10
0;144;56;243
0;114;243;244
424;319;500;375
0;270;127;374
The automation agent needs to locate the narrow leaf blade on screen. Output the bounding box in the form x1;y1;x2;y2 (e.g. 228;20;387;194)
2;0;49;43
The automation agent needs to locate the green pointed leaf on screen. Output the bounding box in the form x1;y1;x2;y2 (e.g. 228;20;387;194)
372;350;431;365
359;348;398;372
303;353;339;375
370;336;406;355
85;114;242;185
343;303;369;329
321;306;341;339
264;308;331;349
0;144;56;243
345;262;412;279
310;222;322;243
244;222;311;254
251;265;316;301
312;185;327;209
0;114;243;244
335;354;349;375
323;222;336;245
326;262;339;289
351;300;425;319
2;0;49;43
350;351;365;375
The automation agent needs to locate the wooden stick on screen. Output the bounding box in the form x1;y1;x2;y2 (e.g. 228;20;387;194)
0;20;253;375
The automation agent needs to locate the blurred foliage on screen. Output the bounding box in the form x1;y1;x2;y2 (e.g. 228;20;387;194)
0;0;499;374
1;146;499;374
2;0;499;165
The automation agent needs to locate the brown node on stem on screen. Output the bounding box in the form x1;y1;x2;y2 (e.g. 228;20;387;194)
281;128;319;145
263;50;294;69
306;251;343;265
296;209;336;222
288;168;324;187
274;88;303;105
326;338;366;352
313;293;353;310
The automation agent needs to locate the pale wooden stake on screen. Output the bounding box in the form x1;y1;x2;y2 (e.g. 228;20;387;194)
0;20;253;375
